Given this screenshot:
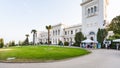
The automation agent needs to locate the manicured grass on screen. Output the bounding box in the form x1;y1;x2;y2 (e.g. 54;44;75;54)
0;45;90;62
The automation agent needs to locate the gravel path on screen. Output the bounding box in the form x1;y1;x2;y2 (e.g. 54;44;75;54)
0;49;120;68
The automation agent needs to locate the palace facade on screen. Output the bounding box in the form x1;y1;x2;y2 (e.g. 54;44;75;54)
38;0;109;45
38;23;82;44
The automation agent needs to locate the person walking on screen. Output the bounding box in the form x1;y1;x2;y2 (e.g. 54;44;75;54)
116;43;119;50
105;43;108;49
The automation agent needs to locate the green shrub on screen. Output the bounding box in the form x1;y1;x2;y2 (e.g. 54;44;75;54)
45;42;48;44
0;39;4;48
73;43;80;47
0;38;4;48
64;42;69;46
58;41;63;45
8;41;15;47
110;42;116;49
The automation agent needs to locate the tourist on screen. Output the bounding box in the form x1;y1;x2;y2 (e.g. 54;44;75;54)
116;43;119;50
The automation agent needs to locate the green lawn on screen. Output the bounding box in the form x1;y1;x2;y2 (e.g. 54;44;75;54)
0;45;90;62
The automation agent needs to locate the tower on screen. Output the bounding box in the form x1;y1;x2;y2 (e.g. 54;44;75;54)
81;0;109;41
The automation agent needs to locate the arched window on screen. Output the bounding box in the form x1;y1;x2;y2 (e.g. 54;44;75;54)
91;7;93;13
53;31;55;35
94;6;97;12
53;39;54;43
56;30;57;35
65;31;67;35
89;32;95;35
75;29;77;33
64;38;66;41
71;30;73;34
88;9;90;14
58;30;60;35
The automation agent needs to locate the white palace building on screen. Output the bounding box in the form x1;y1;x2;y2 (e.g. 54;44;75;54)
38;0;109;45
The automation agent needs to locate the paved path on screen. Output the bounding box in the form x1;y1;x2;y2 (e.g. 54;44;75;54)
0;49;120;68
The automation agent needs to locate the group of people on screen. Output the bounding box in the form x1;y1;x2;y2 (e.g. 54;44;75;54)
81;42;120;50
81;43;98;48
105;42;111;49
104;41;120;50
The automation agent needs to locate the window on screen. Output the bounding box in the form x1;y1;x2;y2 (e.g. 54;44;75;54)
91;7;93;13
75;29;78;33
89;32;95;35
67;38;69;41
65;31;67;35
64;38;66;41
68;31;69;35
71;30;73;34
56;30;57;35
53;31;54;36
58;30;60;35
53;39;54;43
94;6;97;12
88;9;90;14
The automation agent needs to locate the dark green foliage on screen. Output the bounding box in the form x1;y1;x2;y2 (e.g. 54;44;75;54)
108;34;120;40
107;15;120;34
110;41;116;49
64;42;69;46
58;41;63;45
45;42;48;44
9;41;15;47
74;32;85;46
24;38;29;45
24;34;29;45
0;38;4;48
97;28;108;47
40;42;43;44
73;43;80;47
97;29;102;43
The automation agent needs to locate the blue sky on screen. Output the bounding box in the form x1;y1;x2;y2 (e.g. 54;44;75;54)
0;0;120;43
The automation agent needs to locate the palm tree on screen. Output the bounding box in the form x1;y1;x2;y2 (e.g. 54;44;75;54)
31;29;37;45
25;34;29;45
46;25;52;45
25;34;29;38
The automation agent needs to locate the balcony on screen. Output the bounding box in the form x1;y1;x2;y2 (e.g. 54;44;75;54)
81;0;93;6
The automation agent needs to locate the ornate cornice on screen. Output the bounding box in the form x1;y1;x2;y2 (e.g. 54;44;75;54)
81;0;93;6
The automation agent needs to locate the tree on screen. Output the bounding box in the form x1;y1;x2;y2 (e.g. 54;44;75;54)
46;25;52;45
64;42;69;46
8;41;15;47
0;38;4;48
24;34;29;45
74;32;85;46
11;41;15;46
107;15;120;34
108;34;120;40
31;29;37;45
97;28;108;46
97;29;101;43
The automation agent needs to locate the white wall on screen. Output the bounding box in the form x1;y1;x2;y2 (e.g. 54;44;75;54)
81;0;108;41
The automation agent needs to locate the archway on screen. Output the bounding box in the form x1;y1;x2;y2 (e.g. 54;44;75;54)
89;31;95;41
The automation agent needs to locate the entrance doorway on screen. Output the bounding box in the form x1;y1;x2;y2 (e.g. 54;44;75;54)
89;31;95;41
90;37;94;40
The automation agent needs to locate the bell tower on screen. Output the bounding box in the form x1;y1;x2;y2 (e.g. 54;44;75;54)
81;0;109;41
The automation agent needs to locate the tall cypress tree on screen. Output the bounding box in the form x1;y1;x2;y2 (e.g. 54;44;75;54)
97;28;108;45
